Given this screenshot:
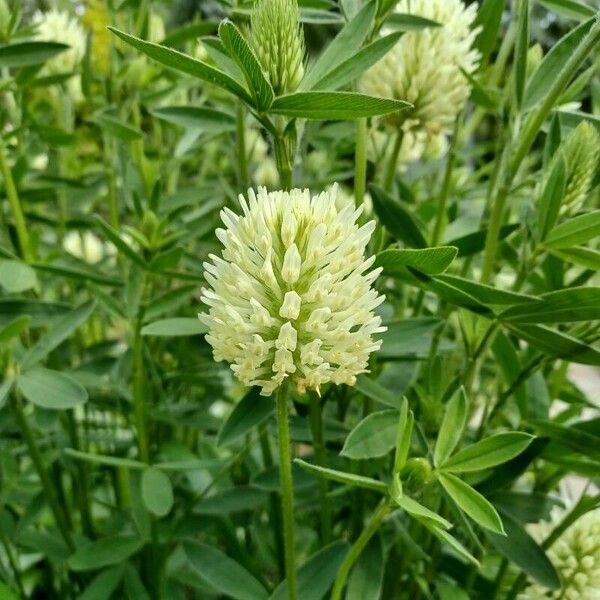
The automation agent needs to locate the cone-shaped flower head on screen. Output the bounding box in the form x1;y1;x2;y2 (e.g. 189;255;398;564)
525;510;600;599
562;121;600;214
82;0;111;74
250;0;305;95
200;186;386;396
362;0;480;157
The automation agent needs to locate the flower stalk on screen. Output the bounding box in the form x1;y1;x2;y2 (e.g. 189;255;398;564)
276;386;298;600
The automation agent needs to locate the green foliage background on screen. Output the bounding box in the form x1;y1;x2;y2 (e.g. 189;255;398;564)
0;0;599;599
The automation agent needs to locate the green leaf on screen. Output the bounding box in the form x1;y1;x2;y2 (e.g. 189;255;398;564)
354;375;400;409
369;185;427;248
439;472;504;534
195;486;268;515
442;433;534;473
0;315;31;345
385;13;441;32
94;113;142;141
32;261;122;287
108;27;253;104
301;1;376;90
529;419;600;462
218;387;273;446
124;564;151;600
434;274;539;306
218;20;273;111
150;106;236;132
77;567;125;600
548;245;600;270
375;247;458;276
270;541;349;600
434;387;467;467
539;0;596;21
425;525;480;566
513;0;529;109
270;92;410;120
141;467;173;517
543;211;600;249
473;0;505;62
341;409;398;459
18;368;88;410
506;323;600;366
346;535;384;600
393;398;413;472
0;581;19;600
294;459;388;494
417;275;493;316
490;491;563;523
312;32;403;91
140;317;208;336
93;216;146;267
0;260;37;293
538;155;567;240
393;494;452;530
184;541;269;600
0;41;69;68
487;510;560;589
378;318;442;359
69;536;144;571
524;17;596;111
20;300;95;369
500;287;600;323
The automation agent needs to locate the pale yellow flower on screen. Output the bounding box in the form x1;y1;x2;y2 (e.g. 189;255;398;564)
200;186;385;395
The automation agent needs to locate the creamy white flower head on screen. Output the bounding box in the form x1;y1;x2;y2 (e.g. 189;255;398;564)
34;9;86;75
200;185;386;396
525;509;600;600
362;0;480;158
63;231;104;265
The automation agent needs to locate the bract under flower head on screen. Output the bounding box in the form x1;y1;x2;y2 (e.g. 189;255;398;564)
200;186;386;396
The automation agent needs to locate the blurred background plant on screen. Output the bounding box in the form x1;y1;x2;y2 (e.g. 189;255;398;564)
0;0;599;599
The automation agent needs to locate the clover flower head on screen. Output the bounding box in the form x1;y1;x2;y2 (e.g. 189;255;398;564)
250;0;305;95
562;121;600;214
525;510;600;599
200;186;386;396
362;0;480;159
34;9;86;75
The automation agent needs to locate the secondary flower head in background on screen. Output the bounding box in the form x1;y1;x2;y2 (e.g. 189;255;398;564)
34;9;86;101
34;9;86;75
82;0;111;75
250;0;305;95
525;509;600;599
362;0;480;160
200;185;385;396
561;121;600;214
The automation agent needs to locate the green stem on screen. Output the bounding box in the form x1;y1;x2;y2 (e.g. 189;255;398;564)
383;129;403;192
431;117;460;246
0;138;33;261
276;386;297;600
0;519;25;598
10;394;74;550
132;318;150;464
274;135;293;191
236;102;249;191
308;393;332;544
258;424;285;576
105;135;120;228
331;501;391;600
354;118;367;207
